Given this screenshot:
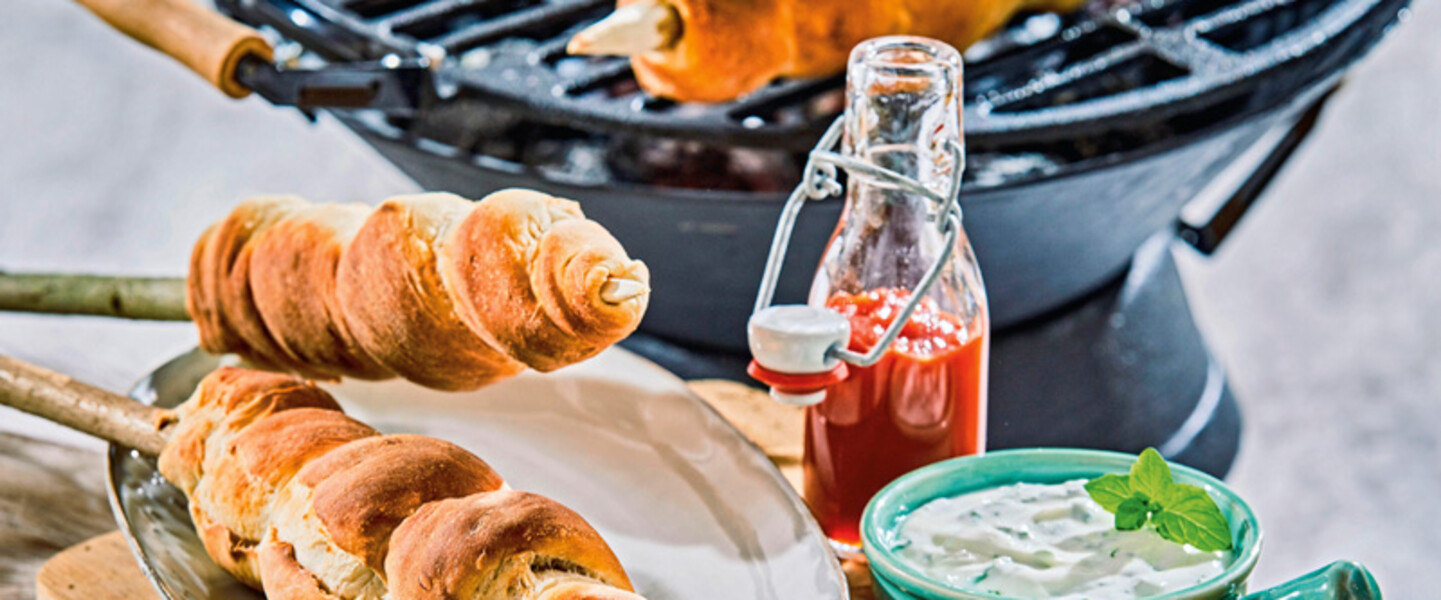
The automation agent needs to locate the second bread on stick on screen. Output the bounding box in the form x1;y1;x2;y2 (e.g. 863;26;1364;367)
156;366;647;600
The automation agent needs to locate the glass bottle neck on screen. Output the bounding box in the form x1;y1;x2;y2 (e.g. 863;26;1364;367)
843;36;962;199
827;36;965;293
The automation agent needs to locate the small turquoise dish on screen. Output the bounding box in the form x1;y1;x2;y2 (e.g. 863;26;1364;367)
861;448;1381;600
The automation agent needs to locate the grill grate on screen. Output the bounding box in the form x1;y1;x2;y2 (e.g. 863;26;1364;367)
218;0;1405;159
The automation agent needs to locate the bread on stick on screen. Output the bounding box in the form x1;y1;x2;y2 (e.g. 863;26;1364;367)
153;367;646;600
248;203;390;380
440;189;651;373
187;189;650;391
569;0;1089;102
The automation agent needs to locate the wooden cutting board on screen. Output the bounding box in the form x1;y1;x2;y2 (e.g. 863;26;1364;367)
34;380;875;600
36;532;158;600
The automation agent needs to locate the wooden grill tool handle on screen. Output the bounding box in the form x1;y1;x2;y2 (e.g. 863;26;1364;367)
72;0;274;98
0;356;170;455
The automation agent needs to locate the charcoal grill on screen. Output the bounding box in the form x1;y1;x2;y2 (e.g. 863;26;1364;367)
216;0;1408;352
73;0;1405;474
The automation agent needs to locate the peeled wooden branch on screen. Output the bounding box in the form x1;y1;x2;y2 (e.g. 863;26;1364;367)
0;272;189;321
0;356;171;455
0;270;646;321
568;0;680;56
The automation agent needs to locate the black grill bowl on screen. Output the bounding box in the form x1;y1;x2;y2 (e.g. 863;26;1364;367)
222;0;1409;351
338;96;1284;350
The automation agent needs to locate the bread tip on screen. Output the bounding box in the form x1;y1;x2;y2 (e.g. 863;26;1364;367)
599;277;649;304
567;0;679;57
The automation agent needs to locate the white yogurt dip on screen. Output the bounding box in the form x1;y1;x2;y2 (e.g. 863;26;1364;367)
893;479;1230;599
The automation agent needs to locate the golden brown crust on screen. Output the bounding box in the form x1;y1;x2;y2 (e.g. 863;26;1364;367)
629;0;790;103
248;204;391;381
187;224;230;354
198;409;379;536
188;196;311;372
531;219;650;369
440;189;649;372
385;491;634;600
158;370;362;588
158;367;341;495
336;193;525;390
786;1;904;78
629;0;1087;101
188;408;377;588
295;434;505;574
900;0;1024;59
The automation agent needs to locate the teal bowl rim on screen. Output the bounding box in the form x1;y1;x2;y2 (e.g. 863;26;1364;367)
860;448;1263;600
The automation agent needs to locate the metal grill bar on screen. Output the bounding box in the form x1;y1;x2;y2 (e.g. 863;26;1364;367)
723;76;845;121
338;0;422;18
1192;0;1304;31
222;0;1409;149
532;32;578;62
560;58;633;94
429;0;608;51
379;0;515;34
986;44;1151;109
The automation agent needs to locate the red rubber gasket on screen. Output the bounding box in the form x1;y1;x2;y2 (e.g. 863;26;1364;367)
747;360;850;393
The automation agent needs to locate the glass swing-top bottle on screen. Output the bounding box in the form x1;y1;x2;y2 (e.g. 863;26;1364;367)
802;36;990;546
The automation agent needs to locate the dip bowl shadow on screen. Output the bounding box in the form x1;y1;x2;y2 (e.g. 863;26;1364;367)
861;448;1379;600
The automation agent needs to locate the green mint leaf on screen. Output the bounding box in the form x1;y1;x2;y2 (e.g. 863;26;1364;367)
1115;497;1149;530
1130;448;1173;502
1153;484;1234;552
1084;474;1134;512
1086;449;1234;552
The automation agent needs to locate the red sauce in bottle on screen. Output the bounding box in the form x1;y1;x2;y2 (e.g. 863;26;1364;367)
803;288;988;545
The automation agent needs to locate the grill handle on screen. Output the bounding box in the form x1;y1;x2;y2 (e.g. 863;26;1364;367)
1177;87;1333;255
73;0;273;98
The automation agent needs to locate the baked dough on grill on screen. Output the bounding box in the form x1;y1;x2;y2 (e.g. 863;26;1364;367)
573;0;1088;102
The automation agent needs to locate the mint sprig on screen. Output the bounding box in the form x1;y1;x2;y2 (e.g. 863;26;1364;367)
1083;448;1233;552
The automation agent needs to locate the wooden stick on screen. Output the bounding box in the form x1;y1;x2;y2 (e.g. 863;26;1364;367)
0;272;190;321
0;271;646;316
71;0;273;98
599;277;649;304
0;356;171;456
567;0;681;56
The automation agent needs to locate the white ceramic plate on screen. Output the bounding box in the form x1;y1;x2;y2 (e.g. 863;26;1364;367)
109;348;848;600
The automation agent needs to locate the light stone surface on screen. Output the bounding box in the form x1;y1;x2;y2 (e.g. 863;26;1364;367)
0;0;1437;597
1179;3;1441;595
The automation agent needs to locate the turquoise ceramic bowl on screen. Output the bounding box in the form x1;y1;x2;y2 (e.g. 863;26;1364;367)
861;448;1380;600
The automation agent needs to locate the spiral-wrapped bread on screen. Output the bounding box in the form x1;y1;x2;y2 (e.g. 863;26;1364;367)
387;491;645;600
156;367;645;600
570;0;1089;102
186;190;650;390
